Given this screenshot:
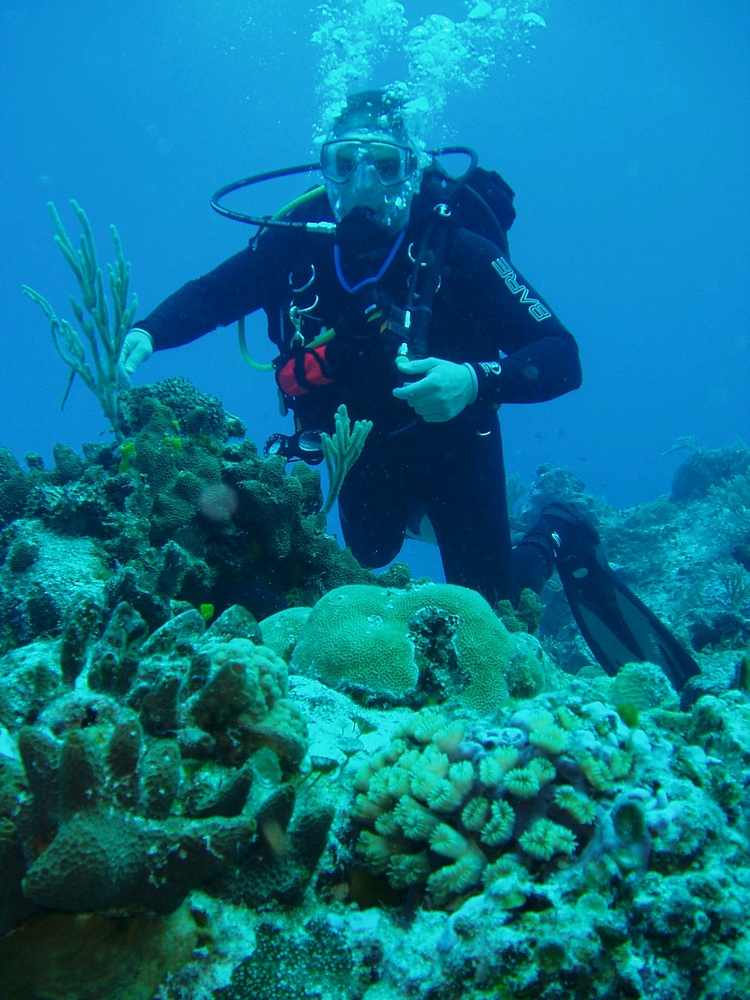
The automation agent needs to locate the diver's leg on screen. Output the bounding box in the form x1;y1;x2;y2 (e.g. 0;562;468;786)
338;440;412;568
424;419;514;604
511;501;601;601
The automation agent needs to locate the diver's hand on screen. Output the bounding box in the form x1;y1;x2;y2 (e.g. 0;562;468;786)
392;356;478;422
118;328;153;385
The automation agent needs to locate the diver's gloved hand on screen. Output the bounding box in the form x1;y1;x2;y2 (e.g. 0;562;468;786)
118;328;153;386
392;356;478;422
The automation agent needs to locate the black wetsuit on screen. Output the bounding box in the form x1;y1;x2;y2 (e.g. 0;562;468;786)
137;185;582;604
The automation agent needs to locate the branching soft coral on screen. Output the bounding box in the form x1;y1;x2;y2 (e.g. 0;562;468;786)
23;200;137;442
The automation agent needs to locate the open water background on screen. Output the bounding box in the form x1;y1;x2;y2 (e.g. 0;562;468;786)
2;1;748;577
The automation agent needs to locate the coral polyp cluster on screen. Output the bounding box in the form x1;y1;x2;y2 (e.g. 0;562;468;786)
353;697;643;908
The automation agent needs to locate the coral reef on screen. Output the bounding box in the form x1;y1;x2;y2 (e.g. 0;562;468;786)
0;415;749;1000
351;693;647;908
0;378;373;652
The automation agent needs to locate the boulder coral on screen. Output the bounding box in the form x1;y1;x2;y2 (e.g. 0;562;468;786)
290;582;553;713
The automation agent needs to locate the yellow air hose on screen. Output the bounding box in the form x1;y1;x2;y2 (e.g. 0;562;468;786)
238;185;333;372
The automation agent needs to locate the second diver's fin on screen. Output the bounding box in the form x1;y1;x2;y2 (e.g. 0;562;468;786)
542;503;701;691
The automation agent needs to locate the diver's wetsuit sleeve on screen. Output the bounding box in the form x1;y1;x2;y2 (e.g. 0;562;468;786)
134;239;281;351
453;231;582;405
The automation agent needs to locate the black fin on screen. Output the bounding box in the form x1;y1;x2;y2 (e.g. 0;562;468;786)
556;534;700;692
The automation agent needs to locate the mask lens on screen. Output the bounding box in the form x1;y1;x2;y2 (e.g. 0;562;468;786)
369;143;406;184
320;141;358;182
332;142;359;182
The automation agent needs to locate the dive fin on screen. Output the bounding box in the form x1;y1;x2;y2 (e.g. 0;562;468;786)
544;504;700;691
556;535;701;691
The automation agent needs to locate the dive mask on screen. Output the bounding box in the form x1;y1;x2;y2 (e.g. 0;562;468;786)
320;138;418;187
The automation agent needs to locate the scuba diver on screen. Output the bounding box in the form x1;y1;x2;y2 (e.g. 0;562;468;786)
119;89;699;692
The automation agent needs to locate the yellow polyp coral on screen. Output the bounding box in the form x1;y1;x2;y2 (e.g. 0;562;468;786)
493;745;522;772
354;793;383;821
504;766;542;799
448;760;474;796
410;770;444;806
433;721;468;755
482;854;532;908
394;797;441;840
609;747;635;780
353;761;377;792
384;738;408;763
483;853;528;884
352;695;650;909
529;721;570;754
418;744;451;778
366;770;394;808
519;818;577;861
426;777;467;813
480;800;516;847
478;747;520;785
410;709;447;743
374;810;402;837
478;755;504;787
527;756;556;787
556;705;582;731
462;796;491;832
427;852;487;902
358;830;398;871
554;786;597;825
387;852;432;889
385;764;413;798
576;752;616;792
430;822;472;860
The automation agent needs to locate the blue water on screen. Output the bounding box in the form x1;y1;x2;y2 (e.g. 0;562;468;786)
2;0;748;580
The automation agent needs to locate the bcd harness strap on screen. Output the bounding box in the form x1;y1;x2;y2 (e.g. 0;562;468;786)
273;202;455;397
400;202;453;361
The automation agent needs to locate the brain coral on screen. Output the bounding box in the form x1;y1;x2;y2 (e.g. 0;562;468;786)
289;583;549;714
